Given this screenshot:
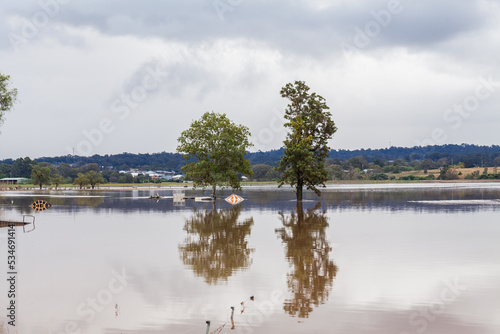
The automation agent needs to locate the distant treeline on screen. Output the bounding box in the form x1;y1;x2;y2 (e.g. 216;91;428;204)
249;144;500;167
329;144;500;165
2;144;500;176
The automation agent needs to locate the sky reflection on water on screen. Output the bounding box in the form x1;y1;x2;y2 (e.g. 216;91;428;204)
0;185;499;333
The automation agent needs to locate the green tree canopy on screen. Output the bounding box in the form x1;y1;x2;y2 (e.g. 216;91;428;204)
11;157;33;178
0;73;18;129
74;173;89;189
80;163;100;173
51;174;64;190
438;165;459;180
177;112;253;198
346;156;368;170
118;173;134;183
326;164;345;180
277;81;337;201
38;162;58;176
86;170;105;189
57;163;78;180
31;164;52;190
0;163;11;179
251;164;281;181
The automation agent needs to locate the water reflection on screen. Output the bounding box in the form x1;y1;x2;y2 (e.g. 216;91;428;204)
74;195;105;207
276;202;338;318
4;186;500;216
179;204;254;284
0;187;499;333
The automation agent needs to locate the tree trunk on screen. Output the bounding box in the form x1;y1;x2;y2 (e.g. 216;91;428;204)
212;183;216;199
296;178;303;202
296;201;304;224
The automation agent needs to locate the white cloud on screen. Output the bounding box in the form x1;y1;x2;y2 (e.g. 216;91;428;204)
1;0;500;159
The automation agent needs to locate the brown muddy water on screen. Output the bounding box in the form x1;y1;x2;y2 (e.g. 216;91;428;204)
1;183;499;334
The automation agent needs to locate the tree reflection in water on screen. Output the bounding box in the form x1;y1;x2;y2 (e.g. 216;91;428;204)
276;202;338;318
74;195;104;208
179;204;254;285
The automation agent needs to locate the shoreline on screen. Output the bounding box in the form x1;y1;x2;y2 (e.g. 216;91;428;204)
2;179;500;193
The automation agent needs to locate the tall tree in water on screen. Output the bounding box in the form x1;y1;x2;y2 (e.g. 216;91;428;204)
277;81;337;201
177;112;253;199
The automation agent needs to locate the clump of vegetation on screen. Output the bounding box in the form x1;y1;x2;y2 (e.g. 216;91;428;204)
398;175;436;181
251;164;281;181
437;165;459;180
370;173;389;181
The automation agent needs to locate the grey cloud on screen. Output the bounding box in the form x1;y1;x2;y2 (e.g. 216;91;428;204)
119;59;168;96
112;52;271;108
381;0;486;46
158;62;218;102
1;0;499;158
103;57;215;113
1;0;492;57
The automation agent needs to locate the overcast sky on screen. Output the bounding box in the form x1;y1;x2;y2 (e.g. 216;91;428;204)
1;0;499;159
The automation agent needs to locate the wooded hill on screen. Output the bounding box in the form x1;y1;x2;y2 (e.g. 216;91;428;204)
2;144;500;171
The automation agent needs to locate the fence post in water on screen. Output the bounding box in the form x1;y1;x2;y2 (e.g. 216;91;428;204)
230;306;235;329
205;320;210;334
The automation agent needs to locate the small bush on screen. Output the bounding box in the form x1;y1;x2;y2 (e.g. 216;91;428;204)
370;173;389;180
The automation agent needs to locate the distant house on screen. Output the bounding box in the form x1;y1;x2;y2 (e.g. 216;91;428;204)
0;177;31;185
160;174;184;180
118;170;183;180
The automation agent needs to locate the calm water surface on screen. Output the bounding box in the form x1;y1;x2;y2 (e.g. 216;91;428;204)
1;183;500;334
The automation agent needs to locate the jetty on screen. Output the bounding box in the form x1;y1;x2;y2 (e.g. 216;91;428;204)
0;215;36;232
0;220;29;228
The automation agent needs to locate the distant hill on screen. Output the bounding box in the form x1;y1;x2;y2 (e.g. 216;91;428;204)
2;144;500;171
329;144;500;164
247;144;500;167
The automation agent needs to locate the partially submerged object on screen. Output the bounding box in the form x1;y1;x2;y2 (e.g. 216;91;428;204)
31;200;52;211
1;215;36;233
195;196;214;202
0;220;28;228
149;194;162;200
225;194;244;205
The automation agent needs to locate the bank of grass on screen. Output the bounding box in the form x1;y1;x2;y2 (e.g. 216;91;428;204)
1;168;499;192
0;182;180;191
1;181;276;191
397;167;495;180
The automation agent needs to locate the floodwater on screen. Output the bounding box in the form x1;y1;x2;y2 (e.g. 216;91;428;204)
1;183;500;334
